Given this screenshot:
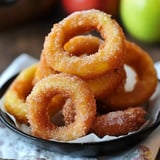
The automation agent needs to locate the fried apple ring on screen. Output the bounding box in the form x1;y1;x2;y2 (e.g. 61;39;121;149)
87;67;125;99
102;40;158;110
26;73;96;141
4;64;66;124
64;35;126;99
64;34;102;56
61;98;75;126
4;64;37;123
33;52;58;84
35;35;126;99
43;9;125;79
92;107;147;137
33;34;101;83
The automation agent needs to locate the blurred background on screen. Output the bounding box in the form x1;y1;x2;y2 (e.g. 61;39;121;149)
0;0;159;159
0;0;159;74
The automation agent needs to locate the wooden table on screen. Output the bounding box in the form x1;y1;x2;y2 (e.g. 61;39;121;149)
0;19;51;73
0;15;160;159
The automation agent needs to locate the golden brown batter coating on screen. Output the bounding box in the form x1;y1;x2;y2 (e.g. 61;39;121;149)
92;107;147;137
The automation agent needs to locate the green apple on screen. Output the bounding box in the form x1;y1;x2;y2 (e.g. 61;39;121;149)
120;0;160;43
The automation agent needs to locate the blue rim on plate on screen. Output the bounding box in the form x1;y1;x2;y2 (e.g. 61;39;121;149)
0;75;160;157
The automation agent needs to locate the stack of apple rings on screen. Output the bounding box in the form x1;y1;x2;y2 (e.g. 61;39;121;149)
4;9;157;141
